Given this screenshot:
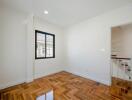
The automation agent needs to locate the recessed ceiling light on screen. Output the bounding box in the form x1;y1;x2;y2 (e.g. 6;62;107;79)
44;10;48;14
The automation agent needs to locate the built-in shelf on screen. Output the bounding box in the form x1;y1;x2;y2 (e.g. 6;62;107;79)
111;57;131;60
111;55;117;57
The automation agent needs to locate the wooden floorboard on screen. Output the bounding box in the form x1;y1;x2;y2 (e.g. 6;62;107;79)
0;71;132;100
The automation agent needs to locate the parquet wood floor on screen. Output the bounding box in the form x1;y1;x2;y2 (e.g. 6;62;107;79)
0;71;132;100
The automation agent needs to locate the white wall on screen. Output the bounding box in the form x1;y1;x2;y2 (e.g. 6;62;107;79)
0;5;65;89
112;24;132;57
111;27;124;56
121;24;132;58
0;10;65;89
34;17;65;79
65;5;132;85
0;6;27;89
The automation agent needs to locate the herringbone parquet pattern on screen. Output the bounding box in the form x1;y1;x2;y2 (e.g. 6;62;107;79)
0;71;132;100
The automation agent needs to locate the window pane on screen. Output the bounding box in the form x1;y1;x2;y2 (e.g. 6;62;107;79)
37;33;45;58
47;35;53;43
46;35;54;57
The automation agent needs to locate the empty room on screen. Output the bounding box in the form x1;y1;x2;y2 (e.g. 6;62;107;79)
0;0;132;100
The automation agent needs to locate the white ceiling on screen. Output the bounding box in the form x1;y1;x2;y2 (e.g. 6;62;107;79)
1;0;132;27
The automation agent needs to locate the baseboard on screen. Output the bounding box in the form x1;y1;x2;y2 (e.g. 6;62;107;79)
0;79;26;90
0;70;64;90
34;70;64;79
26;78;33;83
65;70;111;86
0;70;111;90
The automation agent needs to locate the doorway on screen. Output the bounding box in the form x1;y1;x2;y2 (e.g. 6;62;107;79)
110;23;132;99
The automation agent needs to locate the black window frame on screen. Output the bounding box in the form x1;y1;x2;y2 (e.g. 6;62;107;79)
35;30;55;59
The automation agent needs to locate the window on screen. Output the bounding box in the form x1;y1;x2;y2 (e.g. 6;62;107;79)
35;30;55;59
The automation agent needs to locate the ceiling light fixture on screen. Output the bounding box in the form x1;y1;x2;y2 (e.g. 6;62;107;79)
44;10;48;14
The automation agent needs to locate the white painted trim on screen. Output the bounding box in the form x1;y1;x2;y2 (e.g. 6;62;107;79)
65;70;111;86
0;70;110;90
0;79;25;90
26;78;34;83
34;70;64;79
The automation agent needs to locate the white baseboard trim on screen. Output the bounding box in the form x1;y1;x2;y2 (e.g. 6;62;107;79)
0;70;111;90
26;78;33;83
34;70;64;79
0;79;26;90
65;70;111;86
0;70;64;90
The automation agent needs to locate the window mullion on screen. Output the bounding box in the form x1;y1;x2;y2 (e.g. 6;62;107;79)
53;35;55;58
45;34;47;58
